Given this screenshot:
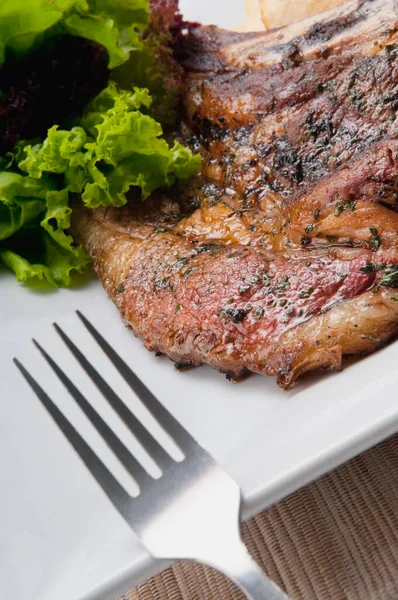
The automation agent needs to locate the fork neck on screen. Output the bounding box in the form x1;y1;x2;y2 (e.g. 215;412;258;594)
201;534;292;600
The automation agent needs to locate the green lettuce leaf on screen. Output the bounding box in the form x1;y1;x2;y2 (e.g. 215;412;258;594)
0;249;57;285
0;178;89;286
0;231;89;287
18;84;201;205
0;0;150;69
0;172;52;240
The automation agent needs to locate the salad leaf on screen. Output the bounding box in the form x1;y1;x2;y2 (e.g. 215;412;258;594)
0;0;150;69
0;231;89;287
0;249;57;284
18;84;201;206
0;180;89;286
0;172;52;240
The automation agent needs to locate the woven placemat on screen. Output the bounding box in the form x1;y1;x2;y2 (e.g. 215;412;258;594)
120;433;398;600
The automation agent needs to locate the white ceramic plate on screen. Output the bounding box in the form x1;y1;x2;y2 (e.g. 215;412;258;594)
2;2;398;600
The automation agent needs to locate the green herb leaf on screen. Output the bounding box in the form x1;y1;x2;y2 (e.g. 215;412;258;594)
367;227;382;250
299;286;314;299
380;265;398;288
359;262;385;273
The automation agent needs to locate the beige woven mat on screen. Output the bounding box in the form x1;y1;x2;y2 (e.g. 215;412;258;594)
120;433;398;600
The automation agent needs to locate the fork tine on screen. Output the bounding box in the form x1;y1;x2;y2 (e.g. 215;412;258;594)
77;311;200;456
33;340;151;488
13;359;131;520
53;322;174;472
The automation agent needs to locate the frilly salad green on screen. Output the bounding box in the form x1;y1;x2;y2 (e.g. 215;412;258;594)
0;0;201;286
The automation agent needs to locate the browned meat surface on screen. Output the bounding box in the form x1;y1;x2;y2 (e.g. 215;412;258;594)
72;0;398;388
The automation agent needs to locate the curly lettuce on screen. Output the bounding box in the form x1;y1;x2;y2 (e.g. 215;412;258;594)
19;85;200;206
0;0;201;287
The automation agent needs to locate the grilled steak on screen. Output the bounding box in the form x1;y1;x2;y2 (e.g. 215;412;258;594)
72;0;398;388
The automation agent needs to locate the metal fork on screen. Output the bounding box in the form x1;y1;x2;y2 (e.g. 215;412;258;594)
14;311;291;600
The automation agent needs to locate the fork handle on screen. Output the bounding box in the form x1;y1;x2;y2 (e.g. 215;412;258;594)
209;538;292;600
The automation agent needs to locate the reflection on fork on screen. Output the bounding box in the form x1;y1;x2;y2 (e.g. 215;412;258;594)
15;311;292;600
